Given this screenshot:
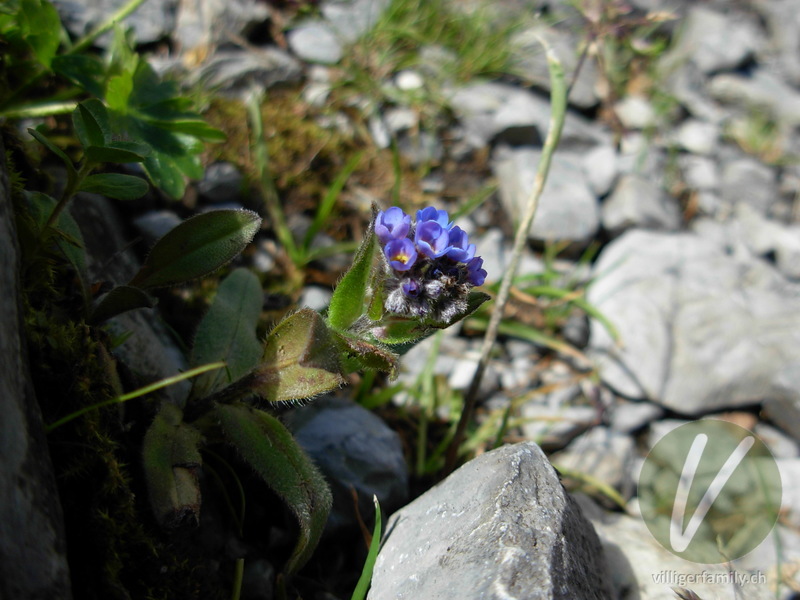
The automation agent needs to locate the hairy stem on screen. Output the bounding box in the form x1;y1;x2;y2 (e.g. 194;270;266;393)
445;38;567;474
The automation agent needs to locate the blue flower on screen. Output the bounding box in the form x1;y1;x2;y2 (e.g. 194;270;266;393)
416;206;452;229
375;207;411;244
466;257;487;286
414;221;450;258
384;238;417;271
444;226;476;263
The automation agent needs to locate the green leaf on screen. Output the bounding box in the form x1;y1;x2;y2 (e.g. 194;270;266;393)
106;70;135;113
153;118;227;142
331;330;397;378
27;127;76;177
20;0;61;68
84;142;149;164
327;210;378;332
190;268;263;400
24;190;87;278
79;172;149;200
129;209;262;289
248;308;347;403
52;54;106;98
351;496;382;600
215;403;331;576
142;402;203;528
89;285;155;324
73;99;109;149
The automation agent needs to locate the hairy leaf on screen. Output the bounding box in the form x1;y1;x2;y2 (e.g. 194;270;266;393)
84;140;149;164
215;403;331;576
142;402;203;529
89;285;155;324
190;268;263;400
73;99;109;149
331;330;397;378
327;210;377;332
129;209;261;289
79;172;149;200
248;308;347;403
27;127;76;177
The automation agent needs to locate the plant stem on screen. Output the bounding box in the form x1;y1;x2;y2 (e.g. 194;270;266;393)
69;0;149;55
444;38;567;475
46;361;226;432
0;101;78;120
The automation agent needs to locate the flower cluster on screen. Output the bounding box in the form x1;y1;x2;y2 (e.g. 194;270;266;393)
375;206;487;323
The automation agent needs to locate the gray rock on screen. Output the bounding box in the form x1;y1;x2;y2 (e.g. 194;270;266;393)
678;154;719;191
510;24;601;109
609;400;664;434
614;95;658;130
54;0;177;46
367;443;613;600
672;119;720;155
198;162;245;205
588;230;800;415
583;145;618;197
708;69;800;128
133;210;182;248
601;174;681;235
71;195;190;404
394;70;424;91
493;147;600;244
661;6;762;75
173;0;270;52
552;426;636;499
321;0;392;43
286;21;344;64
285;396;408;532
719;158;778;216
575;494;774;600
471;228;545;286
298;286;332;312
755;0;800;87
190;48;303;95
447;82;608;150
0;136;72;600
753;423;799;459
521;401;597;451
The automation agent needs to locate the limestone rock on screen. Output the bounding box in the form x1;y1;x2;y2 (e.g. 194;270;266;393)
367;442;612;600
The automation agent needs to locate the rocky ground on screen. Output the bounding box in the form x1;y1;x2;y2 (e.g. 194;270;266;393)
29;0;800;598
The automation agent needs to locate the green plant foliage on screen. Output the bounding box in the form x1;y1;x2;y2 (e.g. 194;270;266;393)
214;402;332;577
250;308;348;403
79;172;150;200
89;285;154;325
142;402;204;528
189;268;264;401
327;213;377;332
128;209;262;289
350;496;382;600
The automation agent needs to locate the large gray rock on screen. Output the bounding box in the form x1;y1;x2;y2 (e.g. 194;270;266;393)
601;174;681;235
447;82;609;150
575;495;774;600
661;6;762;75
287;0;392;64
588;230;800;415
708;69;800;128
54;0;177;46
493;147;600;244
0;139;72;599
173;0;270;52
367;442;612;600
284;396;408;533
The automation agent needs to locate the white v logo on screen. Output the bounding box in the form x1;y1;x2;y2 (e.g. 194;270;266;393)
669;433;755;552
